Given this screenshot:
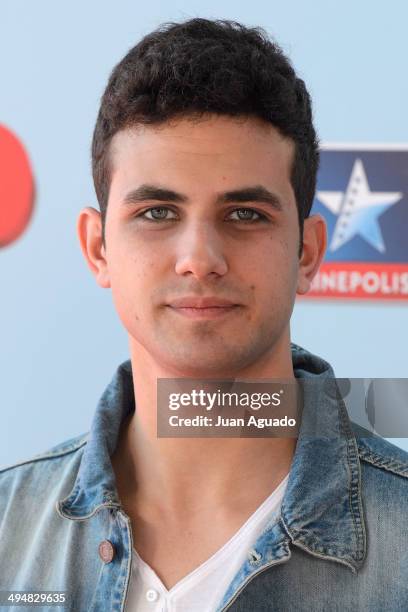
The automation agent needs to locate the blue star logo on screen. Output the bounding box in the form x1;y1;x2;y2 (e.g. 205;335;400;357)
317;159;402;253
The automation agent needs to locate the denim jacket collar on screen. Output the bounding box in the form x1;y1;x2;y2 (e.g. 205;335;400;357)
280;344;366;573
57;359;134;519
57;344;366;573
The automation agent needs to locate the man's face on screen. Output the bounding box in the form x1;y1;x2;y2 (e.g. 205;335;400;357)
93;115;306;376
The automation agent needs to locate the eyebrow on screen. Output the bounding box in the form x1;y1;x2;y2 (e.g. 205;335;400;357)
122;184;283;212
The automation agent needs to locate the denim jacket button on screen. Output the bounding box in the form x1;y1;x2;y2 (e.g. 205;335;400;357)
98;540;115;563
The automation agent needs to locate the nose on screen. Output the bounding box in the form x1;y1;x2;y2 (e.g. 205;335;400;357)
174;221;228;280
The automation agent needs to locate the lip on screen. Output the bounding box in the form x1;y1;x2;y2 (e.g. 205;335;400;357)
167;296;239;308
166;296;241;320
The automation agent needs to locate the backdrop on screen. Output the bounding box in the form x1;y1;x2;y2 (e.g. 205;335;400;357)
1;0;407;466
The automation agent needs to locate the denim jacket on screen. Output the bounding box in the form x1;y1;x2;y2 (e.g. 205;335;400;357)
1;344;408;611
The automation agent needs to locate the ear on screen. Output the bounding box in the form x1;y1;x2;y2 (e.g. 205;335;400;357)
296;214;327;295
76;207;111;288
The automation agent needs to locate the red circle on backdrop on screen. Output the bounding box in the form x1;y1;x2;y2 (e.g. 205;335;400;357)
0;124;34;248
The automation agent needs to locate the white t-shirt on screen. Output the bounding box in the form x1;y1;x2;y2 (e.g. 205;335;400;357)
125;473;289;612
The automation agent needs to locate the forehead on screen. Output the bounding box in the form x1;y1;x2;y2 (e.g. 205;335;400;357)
108;115;295;196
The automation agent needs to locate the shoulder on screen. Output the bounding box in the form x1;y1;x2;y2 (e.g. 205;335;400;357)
352;421;408;480
351;424;408;569
0;433;88;471
0;433;88;512
0;432;88;475
352;422;408;522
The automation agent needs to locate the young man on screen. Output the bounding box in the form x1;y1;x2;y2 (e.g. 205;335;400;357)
1;18;407;612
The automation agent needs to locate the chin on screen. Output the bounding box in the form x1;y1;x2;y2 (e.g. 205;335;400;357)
164;349;251;378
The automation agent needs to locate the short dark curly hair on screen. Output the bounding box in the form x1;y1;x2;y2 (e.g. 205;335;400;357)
91;18;319;249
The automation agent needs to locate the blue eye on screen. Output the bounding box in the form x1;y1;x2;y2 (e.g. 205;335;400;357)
138;207;178;221
227;208;266;222
135;206;268;223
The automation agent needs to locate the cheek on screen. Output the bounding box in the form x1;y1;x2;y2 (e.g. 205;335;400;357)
260;237;299;299
110;245;169;329
108;257;145;323
110;235;154;286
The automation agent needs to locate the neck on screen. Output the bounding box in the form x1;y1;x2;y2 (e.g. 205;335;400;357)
112;332;297;516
